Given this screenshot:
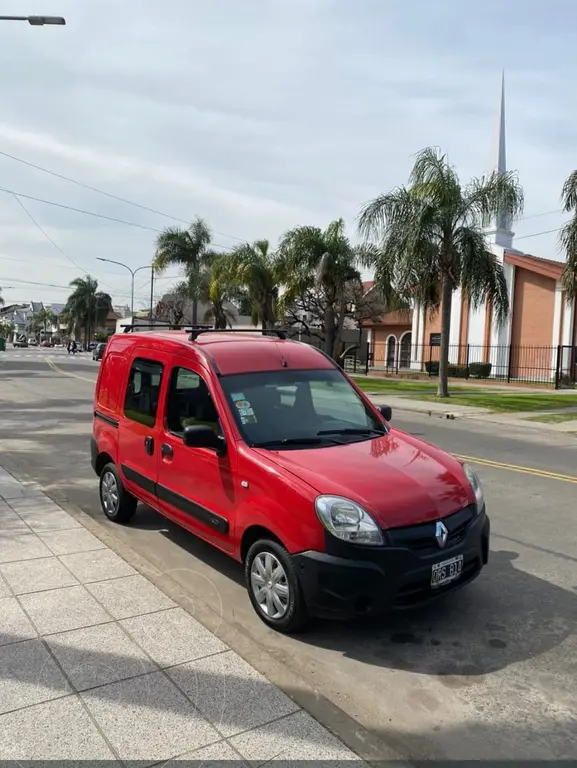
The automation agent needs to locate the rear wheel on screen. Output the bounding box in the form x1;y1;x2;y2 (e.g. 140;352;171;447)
99;463;137;523
245;539;308;633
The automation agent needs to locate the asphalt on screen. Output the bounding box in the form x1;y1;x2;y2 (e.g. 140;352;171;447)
1;349;576;763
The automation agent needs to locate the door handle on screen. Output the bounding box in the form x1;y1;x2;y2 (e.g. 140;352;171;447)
144;436;154;456
161;442;173;459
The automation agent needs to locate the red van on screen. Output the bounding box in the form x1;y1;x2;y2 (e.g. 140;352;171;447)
91;328;489;632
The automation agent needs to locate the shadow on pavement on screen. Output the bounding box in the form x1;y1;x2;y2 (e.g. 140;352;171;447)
0;626;575;762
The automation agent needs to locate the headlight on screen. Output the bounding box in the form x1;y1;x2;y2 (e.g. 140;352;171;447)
463;463;484;514
315;495;383;546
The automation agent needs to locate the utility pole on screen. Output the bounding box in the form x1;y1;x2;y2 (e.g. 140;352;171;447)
149;267;155;325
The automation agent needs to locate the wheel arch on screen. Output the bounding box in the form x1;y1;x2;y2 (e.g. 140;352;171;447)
240;525;284;563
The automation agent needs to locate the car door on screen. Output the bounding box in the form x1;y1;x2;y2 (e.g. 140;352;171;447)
118;352;170;508
156;362;237;554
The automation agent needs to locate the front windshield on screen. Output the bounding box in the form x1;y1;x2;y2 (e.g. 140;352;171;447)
220;368;386;449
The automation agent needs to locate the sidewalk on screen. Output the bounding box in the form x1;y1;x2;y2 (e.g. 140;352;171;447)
370;394;577;433
0;465;364;766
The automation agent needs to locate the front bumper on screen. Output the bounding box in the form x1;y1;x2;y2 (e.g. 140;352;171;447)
293;509;490;619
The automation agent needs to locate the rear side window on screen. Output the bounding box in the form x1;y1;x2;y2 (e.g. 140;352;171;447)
96;352;126;413
124;358;163;427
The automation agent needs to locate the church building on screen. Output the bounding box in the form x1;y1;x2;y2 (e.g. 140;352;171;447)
367;76;576;383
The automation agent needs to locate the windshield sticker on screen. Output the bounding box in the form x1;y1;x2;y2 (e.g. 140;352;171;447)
231;392;245;402
241;412;257;424
235;400;250;409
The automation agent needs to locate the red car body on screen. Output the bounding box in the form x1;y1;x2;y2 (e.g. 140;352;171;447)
91;329;490;631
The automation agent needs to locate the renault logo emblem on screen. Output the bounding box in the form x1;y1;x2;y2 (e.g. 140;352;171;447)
435;521;449;548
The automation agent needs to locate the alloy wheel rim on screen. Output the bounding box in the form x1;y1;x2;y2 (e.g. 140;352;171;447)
101;471;119;516
250;551;290;619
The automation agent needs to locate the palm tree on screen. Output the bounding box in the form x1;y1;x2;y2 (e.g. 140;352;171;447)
559;171;577;299
212;241;279;330
359;147;524;397
153;217;211;326
63;276;113;343
277;219;366;358
33;307;56;339
203;279;236;329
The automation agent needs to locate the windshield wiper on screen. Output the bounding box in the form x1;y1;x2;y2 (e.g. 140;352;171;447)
317;427;386;437
252;436;337;448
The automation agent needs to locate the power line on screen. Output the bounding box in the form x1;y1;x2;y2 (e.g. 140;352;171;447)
516;225;564;241
0;149;246;243
0;186;236;251
9;193;95;277
0;186;163;233
0;254;182;285
0;277;151;302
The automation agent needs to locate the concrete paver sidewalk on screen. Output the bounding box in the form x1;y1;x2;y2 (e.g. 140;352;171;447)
0;465;364;766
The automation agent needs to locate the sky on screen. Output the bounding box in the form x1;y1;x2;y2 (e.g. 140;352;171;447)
0;0;575;308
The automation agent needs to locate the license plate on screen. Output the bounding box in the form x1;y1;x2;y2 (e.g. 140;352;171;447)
431;555;464;587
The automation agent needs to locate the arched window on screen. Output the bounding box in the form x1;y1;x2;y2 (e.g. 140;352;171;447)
400;332;412;368
386;336;396;368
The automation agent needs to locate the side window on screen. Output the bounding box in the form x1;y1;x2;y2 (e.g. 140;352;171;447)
166;367;221;436
123;358;164;427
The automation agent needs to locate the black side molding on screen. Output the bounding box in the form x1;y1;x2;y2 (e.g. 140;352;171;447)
90;436;98;474
121;464;157;496
156;484;229;535
94;410;119;428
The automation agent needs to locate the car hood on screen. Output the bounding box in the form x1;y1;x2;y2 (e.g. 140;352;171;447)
259;429;473;529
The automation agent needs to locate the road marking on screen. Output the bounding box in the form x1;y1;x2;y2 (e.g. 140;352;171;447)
455;454;577;485
45;356;97;384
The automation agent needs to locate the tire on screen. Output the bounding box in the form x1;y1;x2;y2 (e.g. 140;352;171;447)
99;462;137;523
245;539;309;633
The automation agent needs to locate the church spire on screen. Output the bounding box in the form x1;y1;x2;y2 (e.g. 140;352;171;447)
485;70;514;248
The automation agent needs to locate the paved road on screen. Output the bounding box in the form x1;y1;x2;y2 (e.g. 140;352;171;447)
1;351;576;763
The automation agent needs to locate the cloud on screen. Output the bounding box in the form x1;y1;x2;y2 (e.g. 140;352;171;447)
0;0;575;304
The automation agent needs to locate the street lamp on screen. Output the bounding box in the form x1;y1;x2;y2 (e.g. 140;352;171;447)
0;15;66;25
96;258;153;322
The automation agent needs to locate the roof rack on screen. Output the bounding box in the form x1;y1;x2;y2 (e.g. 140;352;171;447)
120;323;192;333
188;328;287;342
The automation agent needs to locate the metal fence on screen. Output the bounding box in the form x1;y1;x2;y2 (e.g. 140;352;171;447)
356;341;577;389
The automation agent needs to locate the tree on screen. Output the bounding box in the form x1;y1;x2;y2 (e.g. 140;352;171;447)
212;241;279;329
63;276;113;342
153;217;211;326
0;286;4;308
277;219;368;358
203;279;236;329
154;282;192;327
359;147;524;397
0;320;14;340
33;307;56;339
559;170;577;299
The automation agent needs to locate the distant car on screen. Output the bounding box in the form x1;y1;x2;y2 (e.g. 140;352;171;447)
40;340;53;348
92;342;106;361
28;338;38;347
13;339;28;348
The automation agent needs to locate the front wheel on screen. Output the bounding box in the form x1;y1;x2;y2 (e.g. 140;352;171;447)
99;463;137;523
245;539;309;633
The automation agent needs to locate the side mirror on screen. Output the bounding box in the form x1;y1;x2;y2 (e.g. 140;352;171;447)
379;405;392;422
182;424;226;455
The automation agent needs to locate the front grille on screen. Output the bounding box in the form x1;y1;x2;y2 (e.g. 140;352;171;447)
386;505;475;556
